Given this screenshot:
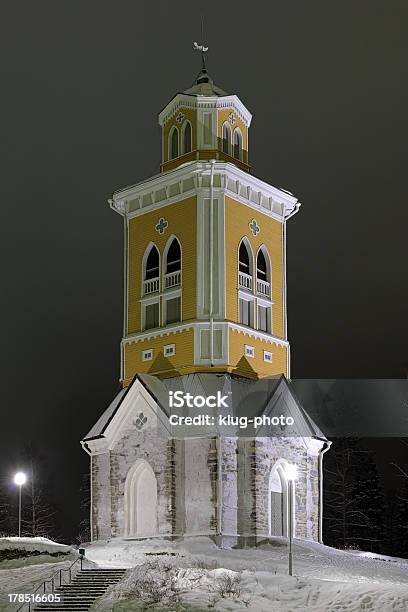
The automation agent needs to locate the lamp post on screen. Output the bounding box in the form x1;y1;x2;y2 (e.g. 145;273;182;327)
286;464;298;577
14;472;27;538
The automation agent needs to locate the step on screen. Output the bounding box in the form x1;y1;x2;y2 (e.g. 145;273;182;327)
33;568;127;612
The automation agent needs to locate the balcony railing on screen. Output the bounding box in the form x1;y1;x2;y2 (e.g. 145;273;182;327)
238;271;253;290
164;270;181;289
143;277;159;295
256;278;271;298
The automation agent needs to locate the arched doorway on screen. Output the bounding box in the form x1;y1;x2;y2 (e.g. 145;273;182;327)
269;461;292;537
124;460;158;537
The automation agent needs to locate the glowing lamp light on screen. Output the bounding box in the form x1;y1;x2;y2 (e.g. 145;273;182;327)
286;464;298;482
14;472;27;486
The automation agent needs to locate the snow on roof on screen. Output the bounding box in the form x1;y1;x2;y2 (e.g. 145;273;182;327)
83;388;128;440
83;373;327;442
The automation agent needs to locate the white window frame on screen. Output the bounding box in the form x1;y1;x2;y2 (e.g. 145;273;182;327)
245;344;255;358
162;289;182;326
142;348;153;362
164;343;176;357
263;350;273;363
142;296;161;331
238;291;254;328
256;295;273;334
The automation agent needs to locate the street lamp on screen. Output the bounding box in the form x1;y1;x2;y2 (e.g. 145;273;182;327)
286;464;298;576
14;472;27;538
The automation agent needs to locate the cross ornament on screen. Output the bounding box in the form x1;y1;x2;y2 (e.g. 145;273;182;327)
249;219;260;237
176;112;185;124
155;217;168;235
228;112;236;125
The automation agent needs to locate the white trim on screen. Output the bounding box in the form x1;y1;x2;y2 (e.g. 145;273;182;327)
263;350;273;363
121;320;289;349
110;162;299;222
158;94;252;128
229;322;289;347
193;322;228;365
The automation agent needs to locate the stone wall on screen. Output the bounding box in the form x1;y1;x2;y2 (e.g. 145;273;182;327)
91;452;111;540
109;423;172;537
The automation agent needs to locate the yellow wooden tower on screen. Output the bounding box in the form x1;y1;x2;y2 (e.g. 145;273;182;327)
110;53;300;387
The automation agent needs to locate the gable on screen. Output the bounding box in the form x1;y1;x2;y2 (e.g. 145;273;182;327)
81;376;171;454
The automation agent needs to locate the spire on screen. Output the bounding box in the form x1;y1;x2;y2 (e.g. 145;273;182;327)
186;25;227;97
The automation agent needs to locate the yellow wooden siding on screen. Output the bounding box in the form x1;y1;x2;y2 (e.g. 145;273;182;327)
123;328;195;384
228;329;288;378
162;108;197;164
217;108;248;164
224;195;284;338
127;196;197;335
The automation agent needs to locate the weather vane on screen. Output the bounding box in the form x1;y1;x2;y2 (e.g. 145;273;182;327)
193;16;208;71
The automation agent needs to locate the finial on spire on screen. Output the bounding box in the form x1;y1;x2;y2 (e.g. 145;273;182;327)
193;15;208;71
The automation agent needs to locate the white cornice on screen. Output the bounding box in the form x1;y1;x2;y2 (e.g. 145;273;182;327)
158;94;252;127
110;162;300;222
122;320;289;349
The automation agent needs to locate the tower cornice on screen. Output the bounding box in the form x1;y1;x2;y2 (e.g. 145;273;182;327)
158;93;252;128
110;162;300;223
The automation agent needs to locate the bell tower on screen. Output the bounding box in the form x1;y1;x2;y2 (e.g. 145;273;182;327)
110;54;300;387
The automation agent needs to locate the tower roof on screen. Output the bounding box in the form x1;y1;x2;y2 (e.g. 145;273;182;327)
183;67;227;97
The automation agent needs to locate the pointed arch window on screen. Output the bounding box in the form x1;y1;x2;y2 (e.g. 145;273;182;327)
145;245;160;280
182;121;192;154
233;128;243;160
256;249;268;282
256;246;271;299
222;122;231;155
239;241;250;275
165;238;181;274
169;127;179;160
238;238;254;327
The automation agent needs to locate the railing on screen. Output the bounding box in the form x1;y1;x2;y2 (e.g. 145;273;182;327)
143;277;159;295
238;271;252;290
256;278;271;298
16;555;83;612
164;270;181;289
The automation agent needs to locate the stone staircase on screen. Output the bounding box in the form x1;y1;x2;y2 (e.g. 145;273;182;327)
33;568;127;611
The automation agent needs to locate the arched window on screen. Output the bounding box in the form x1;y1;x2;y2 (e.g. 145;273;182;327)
238;238;254;327
169;127;179;160
222;122;231;154
256;249;268;282
145;245;160;280
233;128;243;160
166;238;181;274
239;241;250;274
182;121;192;154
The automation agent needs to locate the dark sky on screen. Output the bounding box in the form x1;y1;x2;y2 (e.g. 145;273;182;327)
0;1;407;540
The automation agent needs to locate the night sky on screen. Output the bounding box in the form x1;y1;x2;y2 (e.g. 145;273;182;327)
1;1;407;540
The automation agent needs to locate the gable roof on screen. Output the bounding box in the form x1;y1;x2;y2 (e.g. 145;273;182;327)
82;373;327;443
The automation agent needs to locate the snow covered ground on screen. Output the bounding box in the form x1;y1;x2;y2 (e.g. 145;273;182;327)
86;536;408;611
0;537;76;611
0;536;407;610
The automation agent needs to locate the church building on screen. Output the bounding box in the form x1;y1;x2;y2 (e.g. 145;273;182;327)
81;52;329;546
